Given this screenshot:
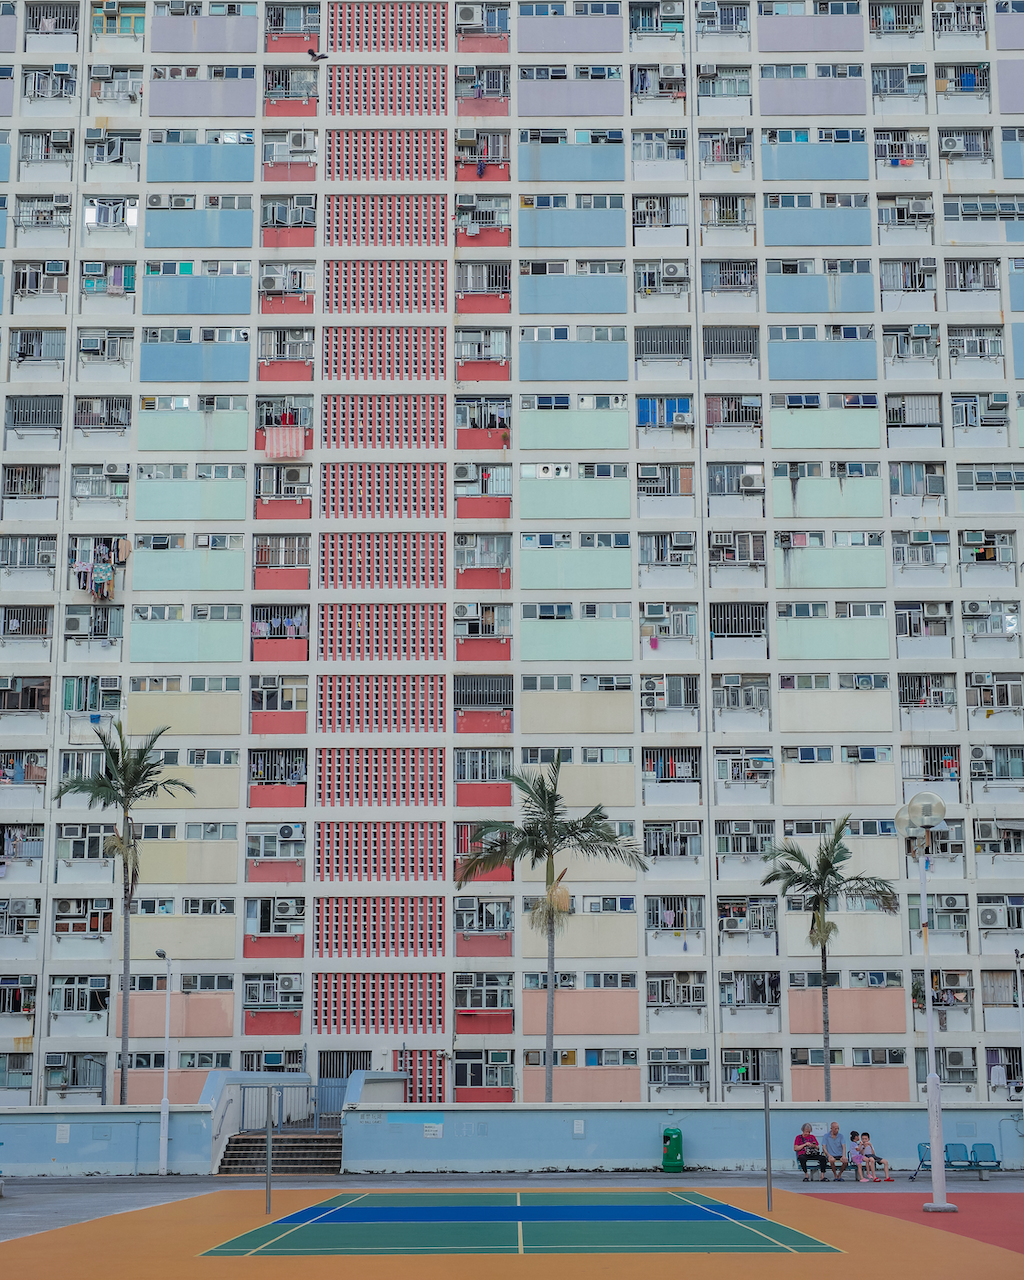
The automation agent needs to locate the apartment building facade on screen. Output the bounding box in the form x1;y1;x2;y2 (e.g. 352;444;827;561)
1;0;1023;1110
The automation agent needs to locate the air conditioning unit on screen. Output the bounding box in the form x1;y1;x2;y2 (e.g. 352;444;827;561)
976;821;997;840
990;392;1009;406
970;745;990;761
722;1050;744;1065
722;915;748;932
638;465;661;480
909;200;931;214
55;899;85;916
458;4;484;26
908;63;927;77
456;194;477;210
665;1;688;13
275;824;298;841
53;194;72;208
711;532;734;547
277;974;303;991
662;261;686;280
148;195;168;209
962;529;986;545
454;463;478;481
965;600;990;615
91;64;113;79
170;195;192;210
45;1053;68;1068
971;672;994;686
729;126;748;139
104;462;129;478
645;603;666;618
9;900;36;916
940;137;964;154
946;1049;970;1069
671;531;695;549
942;895;965;910
456;65;478;77
911;324;932;338
672;412;692;425
290;132;315;152
699;64;718;76
739;472;764;491
943;972;968;988
261;276;285;294
274;899;304;918
454;973;475;987
85;129;105;144
50;130;72;145
456;129;478;146
660;64;685;79
979;905;1007;928
453;603;480;620
924;602;947;617
79;336;103;354
99;676;121;691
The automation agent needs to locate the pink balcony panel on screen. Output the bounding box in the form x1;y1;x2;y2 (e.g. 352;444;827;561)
251;710;307;735
791;1065;911;1104
243;932;305;959
458;34;509;52
255;426;314;453
454;858;513;883
456;708;512;734
244;1008;303;1036
456;226;510;248
115;1070;209;1105
264;96;318;117
255;497;312;520
456;427;508;451
457;292;512;315
456;495;511;519
456;160;510;183
266;34;319;53
523;1066;641;1103
259;359;314;382
262;226;316;249
252;637;309;662
788;987;906;1035
455;931;513;957
455;1010;514;1035
523;988;639;1036
456;636;511;662
457;96;509;117
249;782;306;808
253;566;310;591
456;566;511;592
456;781;512;808
261;293;314;315
457;359;510;382
262;161;317;182
247;857;305;883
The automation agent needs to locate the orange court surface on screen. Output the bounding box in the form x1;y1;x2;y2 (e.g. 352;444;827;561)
1;1185;1021;1278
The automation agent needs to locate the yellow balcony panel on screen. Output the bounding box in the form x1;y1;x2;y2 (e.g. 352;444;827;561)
560;764;635;810
135;765;240;810
778;689;893;734
779;762;897;809
520;690;634;734
125;692;242;737
521;850;637;883
784;911;901;960
521;910;637;959
126;913;236;961
138;839;239;884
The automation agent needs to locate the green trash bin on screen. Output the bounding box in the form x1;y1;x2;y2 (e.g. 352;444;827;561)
662;1127;684;1172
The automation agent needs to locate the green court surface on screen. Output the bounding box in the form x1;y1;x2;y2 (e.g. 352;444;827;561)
203;1190;839;1256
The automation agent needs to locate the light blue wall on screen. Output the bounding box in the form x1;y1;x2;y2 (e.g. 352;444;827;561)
0;1107;212;1175
768;340;877;381
519;478;631;520
1002;139;1024;180
520;618;633;662
776;616;890;661
518;209;626;248
1010;275;1024;312
144;209;253;249
139;343;251;382
519;274;627;314
519;342;628;381
517;143;625;183
519;410;629;450
0;142;10;183
765;273;875;314
130;620;244;663
338;1103;1024;1174
137;410;249;452
769;408;879;450
142;275;252;316
774;546;887;590
132;549;245;592
135;478;247;521
772;476;884;519
1013;324;1024;378
521;549;631;589
763;208;873;246
759;142;869;181
146;144;255;184
517;80;624;117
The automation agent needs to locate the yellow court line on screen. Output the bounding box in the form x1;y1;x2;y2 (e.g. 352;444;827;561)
667;1191;799;1255
517;1191;524;1255
244;1193;369;1256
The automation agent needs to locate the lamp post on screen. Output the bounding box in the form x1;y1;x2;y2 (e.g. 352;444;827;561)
895;793;956;1213
155;948;172;1177
1016;949;1024;1110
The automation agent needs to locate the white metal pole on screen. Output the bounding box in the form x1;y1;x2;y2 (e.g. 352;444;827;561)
763;1081;773;1212
918;833;955;1213
157;950;171;1177
1016;949;1024;1109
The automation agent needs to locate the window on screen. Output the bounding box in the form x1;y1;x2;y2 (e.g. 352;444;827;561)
182;898;234;915
855;1048;906;1066
521;747;573;764
789;971;840;988
130;897;174;915
646;895;704;929
850;969;902;987
792;1048;844;1065
648;1048;709;1086
522;674;572;692
454;973;514;1009
587;971;637;988
179;1051;232;1069
777;601;827;618
782;745;833;762
584;895;636;913
454;898;512;932
523;972;575;989
721;1048;780;1085
835;601;885;618
585;1049;638;1065
455;749;512;782
841;745;892;763
181;973;234;991
455;1050;514;1088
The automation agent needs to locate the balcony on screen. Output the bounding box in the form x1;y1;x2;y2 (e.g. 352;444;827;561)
251;609;309;663
519;207;626;249
517;141;625;182
518;273;627;314
129;618;243;663
132;548;245;592
767;339;877;382
148;78;258;118
144;208;253;250
140;340;251;383
761;141;870;181
520;618;633;662
138;408;248;453
135;477;246;522
519;339;628;382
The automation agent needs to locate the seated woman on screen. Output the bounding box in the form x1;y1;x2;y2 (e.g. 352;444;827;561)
794;1123;828;1181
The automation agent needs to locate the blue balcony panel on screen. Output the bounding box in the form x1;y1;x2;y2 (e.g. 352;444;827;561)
517;15;623;53
517;80;624;117
765;273;875;314
1012;324;1024;378
759;142;869;182
132;549;245;592
0;143;10;184
142;275;253;316
767;340;877;381
139;343;251;382
518;274;627;314
144;210;253;250
517;143;625;183
763;208;872;247
146;144;255;184
518;341;629;382
518;208;626;248
135;479;247;522
1003;140;1024;181
1010;275;1024;313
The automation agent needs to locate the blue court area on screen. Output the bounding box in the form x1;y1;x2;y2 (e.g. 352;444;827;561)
203;1189;840;1255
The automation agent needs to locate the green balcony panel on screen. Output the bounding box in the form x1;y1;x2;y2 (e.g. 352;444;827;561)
774;546;887;591
771;477;883;520
520;548;631;590
130;621;244;663
519;409;629;451
520;618;634;662
519;479;631;521
133;549;245;592
137;410;249;452
769;407;879;450
135;479;247;521
776;617;889;662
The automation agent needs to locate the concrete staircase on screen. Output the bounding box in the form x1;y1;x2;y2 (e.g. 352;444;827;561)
217;1132;344;1176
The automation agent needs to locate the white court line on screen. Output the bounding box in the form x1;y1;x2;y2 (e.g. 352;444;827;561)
666;1190;798;1254
245;1192;369;1256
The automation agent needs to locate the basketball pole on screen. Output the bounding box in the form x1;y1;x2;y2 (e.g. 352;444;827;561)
763;1080;773;1212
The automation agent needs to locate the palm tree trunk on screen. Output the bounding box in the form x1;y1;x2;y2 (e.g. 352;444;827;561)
120;806;132;1107
820;942;831;1104
545;913;555;1103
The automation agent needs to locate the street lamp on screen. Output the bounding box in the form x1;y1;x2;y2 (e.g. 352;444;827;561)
155;948;172;1176
895;793;956;1213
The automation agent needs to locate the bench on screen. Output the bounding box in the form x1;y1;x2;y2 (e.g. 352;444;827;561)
909;1141;1002;1181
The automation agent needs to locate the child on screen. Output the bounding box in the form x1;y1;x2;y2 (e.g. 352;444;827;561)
849;1131;865;1182
859;1132;892;1182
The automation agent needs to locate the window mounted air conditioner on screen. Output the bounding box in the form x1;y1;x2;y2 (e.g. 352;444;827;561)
91;65;113;80
456;66;478;78
453;603;481;620
644;603;667;617
979;905;1007;928
456;194;477;208
454;973;475;986
671;531;694;549
711;532;734;547
699;64;718;76
638;465;661;479
170;195;193;210
911;324;932;338
85;129;105;143
456;129;478;146
53;194;72;208
79;336;103;353
46;1053;68;1068
908;64;927;77
50;130;72;145
962;530;985;545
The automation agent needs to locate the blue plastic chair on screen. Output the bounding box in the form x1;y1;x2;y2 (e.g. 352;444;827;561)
971;1142;1001;1171
909;1142;931;1181
944;1142;973;1170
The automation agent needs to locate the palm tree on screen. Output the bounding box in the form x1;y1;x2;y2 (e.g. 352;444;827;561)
761;814;898;1102
54;723;195;1105
456;753;646;1102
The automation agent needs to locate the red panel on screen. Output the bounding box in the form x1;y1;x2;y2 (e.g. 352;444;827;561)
456;426;508;451
456;495;511;519
312;971;445;1034
322;463;445;518
316;821;444;881
455;636;511;662
457;359;510;381
250;783;307;808
255;426;315;453
258;359;314;382
265;97;318;117
253;566;310;591
456;932;513;957
328;2;447;52
455;1010;514;1035
326;130;446;182
251;710;307;735
456;293;511;314
317;748;445;807
455;566;510;591
320;534;445;590
328;64;447;116
323;260;446;314
260;293;314;315
457;781;512;808
320;603;446;662
252;637;309;662
262;161;318;182
323;395;445;448
454;858;512;883
314;895;445;957
458;34;508;52
455;160;510;183
247;858;305;883
244;1009;302;1036
318;674;445;733
325;195;447;247
455;1086;514;1101
457;97;509;117
456;226;510;247
455;709;511;735
255;498;312;520
266;34;318;53
322;327;445;381
243;933;305;959
262;226;316;249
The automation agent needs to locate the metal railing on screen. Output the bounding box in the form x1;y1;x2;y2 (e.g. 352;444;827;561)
249;748;307;783
239;1083;345;1134
710;602;767;637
